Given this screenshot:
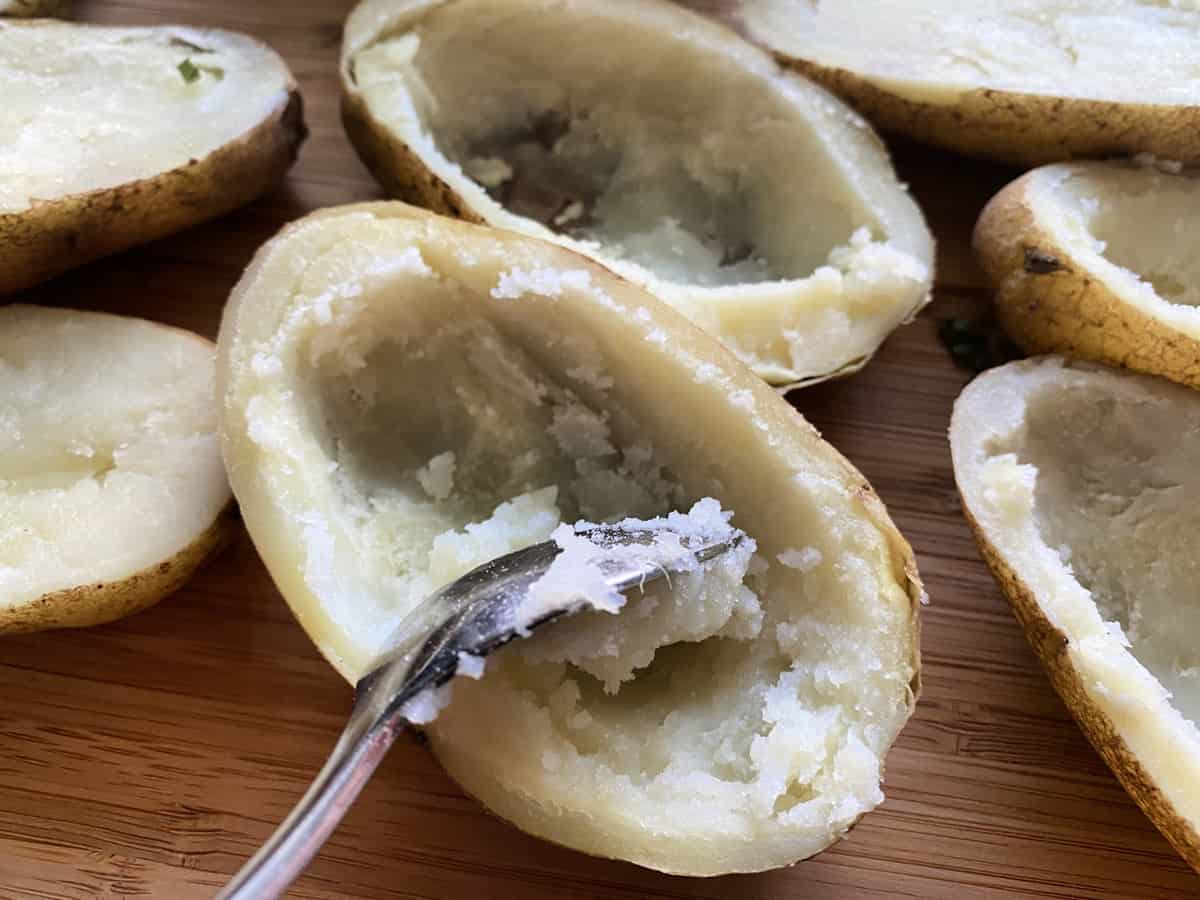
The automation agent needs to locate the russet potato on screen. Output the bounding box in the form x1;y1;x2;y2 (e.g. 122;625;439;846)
339;0;933;388
0;0;70;16
974;160;1200;388
216;202;922;875
0;20;304;294
0;305;234;635
951;357;1200;873
691;0;1200;167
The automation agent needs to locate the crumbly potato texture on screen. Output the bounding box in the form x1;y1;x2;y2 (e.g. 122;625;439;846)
217;202;921;875
0;305;233;635
340;0;933;387
951;357;1200;871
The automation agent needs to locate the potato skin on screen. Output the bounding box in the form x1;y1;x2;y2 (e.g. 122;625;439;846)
341;92;483;225
972;172;1200;388
782;58;1200;168
0;505;237;635
0;0;71;16
218;201;924;873
960;501;1200;873
0;86;305;296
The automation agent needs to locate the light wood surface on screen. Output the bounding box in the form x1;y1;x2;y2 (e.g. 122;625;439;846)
3;2;1197;898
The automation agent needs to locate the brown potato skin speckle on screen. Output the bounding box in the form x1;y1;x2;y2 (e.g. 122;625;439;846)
778;58;1200;167
0;77;305;297
960;501;1200;873
0;504;238;635
972;171;1200;388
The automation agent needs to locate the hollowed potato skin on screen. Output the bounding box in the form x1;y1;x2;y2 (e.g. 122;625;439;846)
961;502;1200;873
341;93;483;225
217;202;925;873
337;0;937;390
783;59;1200;168
973;173;1200;389
0;85;305;296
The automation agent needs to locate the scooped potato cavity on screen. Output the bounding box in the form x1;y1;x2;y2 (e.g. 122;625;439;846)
218;203;921;874
341;0;933;386
952;358;1200;869
975;161;1200;388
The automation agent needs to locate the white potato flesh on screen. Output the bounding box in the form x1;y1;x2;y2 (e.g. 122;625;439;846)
0;305;230;609
1029;162;1200;330
218;204;919;874
951;357;1200;837
736;0;1200;105
0;21;293;214
343;0;933;386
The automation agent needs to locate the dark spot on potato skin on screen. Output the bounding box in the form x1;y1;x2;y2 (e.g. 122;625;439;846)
1023;247;1067;275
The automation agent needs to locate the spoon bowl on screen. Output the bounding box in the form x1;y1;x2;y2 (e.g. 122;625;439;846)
217;522;744;899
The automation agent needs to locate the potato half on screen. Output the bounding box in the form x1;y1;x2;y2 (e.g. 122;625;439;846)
0;21;304;295
975;161;1200;388
217;202;921;874
339;0;933;388
951;357;1200;872
0;305;233;635
698;1;1200;166
0;0;70;16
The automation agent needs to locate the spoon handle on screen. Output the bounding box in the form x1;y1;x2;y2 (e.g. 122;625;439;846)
215;693;404;899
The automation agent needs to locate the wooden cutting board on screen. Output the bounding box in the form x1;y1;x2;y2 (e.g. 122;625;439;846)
2;2;1196;898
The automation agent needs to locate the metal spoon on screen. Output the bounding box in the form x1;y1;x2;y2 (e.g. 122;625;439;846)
217;523;744;899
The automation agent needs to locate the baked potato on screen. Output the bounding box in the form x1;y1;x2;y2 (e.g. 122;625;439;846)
0;305;233;635
694;0;1200;167
0;20;304;295
217;202;922;874
339;0;934;388
0;0;70;16
974;160;1200;388
951;356;1200;873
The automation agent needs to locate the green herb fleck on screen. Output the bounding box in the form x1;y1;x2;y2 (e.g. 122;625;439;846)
177;58;201;83
938;318;1020;373
177;58;225;84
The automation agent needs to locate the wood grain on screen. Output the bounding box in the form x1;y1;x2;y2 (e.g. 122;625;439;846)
2;2;1197;898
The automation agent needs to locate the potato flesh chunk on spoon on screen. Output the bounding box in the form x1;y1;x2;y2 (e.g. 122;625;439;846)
217;524;745;898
